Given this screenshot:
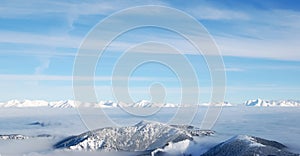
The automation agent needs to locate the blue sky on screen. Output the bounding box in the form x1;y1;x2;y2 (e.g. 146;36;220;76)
0;0;299;104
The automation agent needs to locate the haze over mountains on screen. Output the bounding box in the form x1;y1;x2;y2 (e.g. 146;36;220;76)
0;99;299;108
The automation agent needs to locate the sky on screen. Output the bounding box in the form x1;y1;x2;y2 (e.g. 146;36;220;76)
0;0;299;104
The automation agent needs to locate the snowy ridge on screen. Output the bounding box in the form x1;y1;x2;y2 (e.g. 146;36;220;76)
245;98;300;107
0;99;233;108
54;120;193;152
0;100;117;108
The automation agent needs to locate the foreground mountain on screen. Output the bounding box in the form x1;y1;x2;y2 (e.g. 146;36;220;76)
245;98;300;107
202;135;299;156
54;121;213;152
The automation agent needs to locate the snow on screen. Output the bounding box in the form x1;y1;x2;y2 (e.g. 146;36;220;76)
231;135;265;147
54;120;193;152
201;134;297;156
245;98;300;107
2;99;49;107
0;99;178;108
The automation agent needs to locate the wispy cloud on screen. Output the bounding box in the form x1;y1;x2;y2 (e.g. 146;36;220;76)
0;31;81;48
216;34;300;61
1;1;299;60
189;6;250;20
179;3;300;60
216;68;245;72
0;1;119;18
34;58;50;75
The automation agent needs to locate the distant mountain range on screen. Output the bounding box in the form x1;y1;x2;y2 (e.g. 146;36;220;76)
244;98;300;107
0;99;299;108
0;99;231;108
0;99;178;108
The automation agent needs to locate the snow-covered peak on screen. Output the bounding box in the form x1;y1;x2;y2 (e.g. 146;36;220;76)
245;99;300;107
